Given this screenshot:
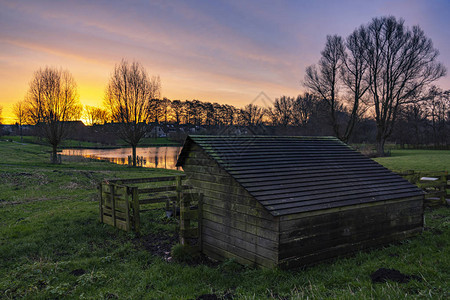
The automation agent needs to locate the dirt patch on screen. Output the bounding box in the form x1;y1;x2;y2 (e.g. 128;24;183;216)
370;268;421;284
136;231;179;260
196;294;219;300
135;230;218;267
70;268;86;276
0;171;49;187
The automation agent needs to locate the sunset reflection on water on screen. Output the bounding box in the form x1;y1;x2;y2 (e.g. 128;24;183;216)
61;147;182;170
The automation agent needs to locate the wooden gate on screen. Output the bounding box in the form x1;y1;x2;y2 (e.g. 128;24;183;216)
99;182;132;231
98;175;203;243
99;175;188;232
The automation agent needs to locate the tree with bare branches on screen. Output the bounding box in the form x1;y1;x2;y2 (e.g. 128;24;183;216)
0;105;3;136
24;67;82;163
171;100;184;125
339;29;371;141
13;100;27;140
305;35;345;138
240;104;265;126
270;96;294;127
104;60;161;166
360;16;446;155
84;105;110;125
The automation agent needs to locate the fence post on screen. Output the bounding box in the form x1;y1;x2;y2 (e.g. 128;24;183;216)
175;176;182;217
440;173;447;205
124;186;130;232
132;187;140;233
109;184;116;227
180;193;190;245
98;183;103;223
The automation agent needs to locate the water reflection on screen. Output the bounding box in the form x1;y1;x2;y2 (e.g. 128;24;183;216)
61;146;182;170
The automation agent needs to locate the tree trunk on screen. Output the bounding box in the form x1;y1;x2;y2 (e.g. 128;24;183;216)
52;144;58;164
375;134;386;157
132;145;137;167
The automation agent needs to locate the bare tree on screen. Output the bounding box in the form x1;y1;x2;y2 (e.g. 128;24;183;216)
305;35;345;138
24;67;82;163
360;16;446;155
240;104;265;126
424;87;450;146
160;97;171;124
84;105;110;125
104;60;161;166
171;100;184;125
221;104;236;125
148;98;163;124
13;100;27;140
0;105;3;136
339;29;371;141
270;96;294;127
292;93;318;126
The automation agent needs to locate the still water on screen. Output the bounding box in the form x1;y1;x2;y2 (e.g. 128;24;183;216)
61;146;182;170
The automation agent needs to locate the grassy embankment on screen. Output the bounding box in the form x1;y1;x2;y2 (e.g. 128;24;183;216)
0;141;449;299
2;135;179;149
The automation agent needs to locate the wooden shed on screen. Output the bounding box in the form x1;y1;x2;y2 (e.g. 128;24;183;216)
176;135;424;268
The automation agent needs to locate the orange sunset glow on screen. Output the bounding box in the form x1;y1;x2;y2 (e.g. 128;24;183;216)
1;0;449;124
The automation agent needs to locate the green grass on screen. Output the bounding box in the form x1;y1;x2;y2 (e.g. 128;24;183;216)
1;135;180;149
374;150;450;172
1;141;449;299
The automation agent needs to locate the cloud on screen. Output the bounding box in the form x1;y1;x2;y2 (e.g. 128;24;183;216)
0;0;449;123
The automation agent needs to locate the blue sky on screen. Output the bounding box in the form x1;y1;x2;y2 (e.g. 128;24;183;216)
0;0;448;123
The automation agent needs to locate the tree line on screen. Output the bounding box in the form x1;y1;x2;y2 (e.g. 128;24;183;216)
8;16;448;165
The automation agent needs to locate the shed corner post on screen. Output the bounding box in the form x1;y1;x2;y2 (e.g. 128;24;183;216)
198;193;204;252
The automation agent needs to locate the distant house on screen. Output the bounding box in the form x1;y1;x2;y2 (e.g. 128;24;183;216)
147;125;167;138
0;125;15;134
176;135;424;268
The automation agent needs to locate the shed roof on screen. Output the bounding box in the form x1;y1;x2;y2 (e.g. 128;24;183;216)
177;135;423;216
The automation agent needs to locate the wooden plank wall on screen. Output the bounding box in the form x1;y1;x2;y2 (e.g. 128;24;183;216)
278;196;424;269
182;144;279;268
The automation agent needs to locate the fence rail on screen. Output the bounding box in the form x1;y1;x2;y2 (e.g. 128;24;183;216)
397;171;449;206
99;175;188;232
98;175;202;248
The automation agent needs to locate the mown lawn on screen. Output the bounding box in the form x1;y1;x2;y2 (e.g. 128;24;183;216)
1;136;179;149
0;141;449;299
374;149;450;172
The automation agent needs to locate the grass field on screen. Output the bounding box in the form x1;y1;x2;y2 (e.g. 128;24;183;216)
374;149;450;172
0;140;449;299
0;135;180;148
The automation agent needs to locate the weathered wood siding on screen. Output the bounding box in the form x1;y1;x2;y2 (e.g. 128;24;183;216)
182;144;279;268
278;196;423;269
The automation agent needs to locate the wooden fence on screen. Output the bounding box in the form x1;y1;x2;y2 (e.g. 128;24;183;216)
398;171;449;206
180;192;203;250
99;175;189;232
98;175;203;246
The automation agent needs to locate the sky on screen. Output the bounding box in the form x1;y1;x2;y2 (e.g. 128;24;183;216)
0;0;449;124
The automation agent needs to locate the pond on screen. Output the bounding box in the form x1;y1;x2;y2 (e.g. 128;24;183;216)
61;146;182;170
